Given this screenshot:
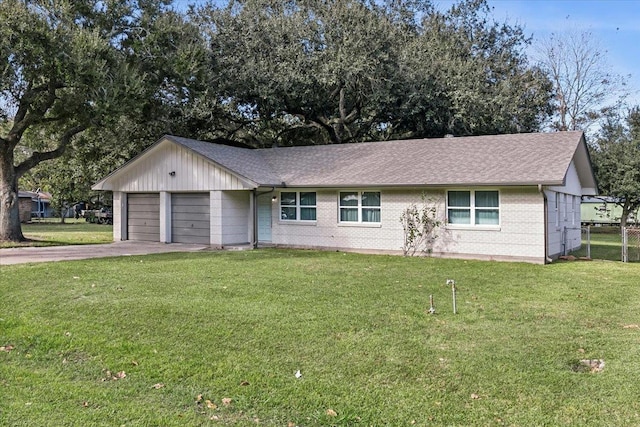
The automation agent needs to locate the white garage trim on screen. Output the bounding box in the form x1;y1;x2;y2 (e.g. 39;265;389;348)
171;193;211;244
127;193;160;242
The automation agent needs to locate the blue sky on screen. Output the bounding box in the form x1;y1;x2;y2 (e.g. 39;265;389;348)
435;0;640;105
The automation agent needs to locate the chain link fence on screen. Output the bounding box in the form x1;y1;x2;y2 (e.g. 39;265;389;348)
622;227;640;263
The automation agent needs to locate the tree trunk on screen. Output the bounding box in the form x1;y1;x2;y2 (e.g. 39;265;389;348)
620;200;631;229
58;194;66;223
0;149;25;242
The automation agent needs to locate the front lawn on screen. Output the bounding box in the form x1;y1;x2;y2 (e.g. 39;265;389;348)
1;250;639;426
0;219;113;248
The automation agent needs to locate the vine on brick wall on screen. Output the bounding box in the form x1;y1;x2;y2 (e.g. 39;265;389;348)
400;195;441;257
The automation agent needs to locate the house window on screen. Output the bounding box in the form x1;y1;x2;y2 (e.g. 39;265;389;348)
339;191;381;223
280;191;316;221
447;190;499;226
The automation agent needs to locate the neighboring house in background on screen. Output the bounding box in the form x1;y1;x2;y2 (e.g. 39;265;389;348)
18;192;33;223
92;131;598;264
581;196;639;226
17;191;52;222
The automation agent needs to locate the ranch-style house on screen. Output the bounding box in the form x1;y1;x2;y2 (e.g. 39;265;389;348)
93;131;597;264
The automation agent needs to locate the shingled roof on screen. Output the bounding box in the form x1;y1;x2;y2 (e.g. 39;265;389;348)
167;131;595;189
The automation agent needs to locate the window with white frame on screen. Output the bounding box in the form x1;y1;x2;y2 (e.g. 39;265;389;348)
339;191;381;223
280;191;316;221
447;190;499;226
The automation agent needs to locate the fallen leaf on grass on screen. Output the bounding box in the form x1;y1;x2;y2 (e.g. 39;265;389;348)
205;400;217;409
471;393;480;400
623;324;639;329
222;397;232;406
151;383;164;389
326;409;337;417
196;394;203;403
580;359;605;373
102;370;126;381
240;380;250;386
0;345;14;352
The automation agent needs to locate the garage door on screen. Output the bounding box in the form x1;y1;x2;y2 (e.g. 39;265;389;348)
127;193;160;241
171;193;210;244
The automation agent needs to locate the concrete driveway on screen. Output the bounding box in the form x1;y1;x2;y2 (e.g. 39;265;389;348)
0;241;210;265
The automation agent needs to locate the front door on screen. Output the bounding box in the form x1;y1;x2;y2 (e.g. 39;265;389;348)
257;194;272;242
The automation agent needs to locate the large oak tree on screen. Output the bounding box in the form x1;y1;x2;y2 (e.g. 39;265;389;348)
0;0;209;241
2;0;556;241
197;0;553;147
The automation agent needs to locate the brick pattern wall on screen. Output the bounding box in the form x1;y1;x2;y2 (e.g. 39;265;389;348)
221;191;251;245
270;187;547;262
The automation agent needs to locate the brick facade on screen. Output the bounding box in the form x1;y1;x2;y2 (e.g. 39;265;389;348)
269;187;548;263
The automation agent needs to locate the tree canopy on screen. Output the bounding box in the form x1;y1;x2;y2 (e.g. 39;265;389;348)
1;0;208;240
590;107;640;227
536;29;628;133
197;0;552;146
2;0;557;241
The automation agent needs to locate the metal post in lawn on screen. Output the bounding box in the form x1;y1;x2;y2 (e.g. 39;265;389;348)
622;227;628;263
447;279;457;314
586;225;591;259
428;295;436;314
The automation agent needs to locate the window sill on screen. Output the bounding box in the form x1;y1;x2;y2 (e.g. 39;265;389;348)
278;221;317;226
446;225;501;231
338;222;382;228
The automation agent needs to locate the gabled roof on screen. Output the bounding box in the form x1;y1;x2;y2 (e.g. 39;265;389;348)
94;131;598;192
18;191;52;201
167;136;282;186
259;131;594;188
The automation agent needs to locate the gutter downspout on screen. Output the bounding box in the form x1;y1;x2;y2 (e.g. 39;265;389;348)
539;184;552;264
252;187;276;249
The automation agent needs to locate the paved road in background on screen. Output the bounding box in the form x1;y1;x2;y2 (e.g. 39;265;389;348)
0;242;209;265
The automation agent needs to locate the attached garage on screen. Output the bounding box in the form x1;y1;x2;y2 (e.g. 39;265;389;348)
92;135;280;247
127;193;160;241
171;193;210;244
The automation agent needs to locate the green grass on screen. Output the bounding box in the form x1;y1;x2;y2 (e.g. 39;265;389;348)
1;250;640;426
572;227;638;262
0;219;113;248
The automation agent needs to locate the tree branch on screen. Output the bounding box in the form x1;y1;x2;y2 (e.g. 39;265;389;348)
8;79;66;146
15;125;87;179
